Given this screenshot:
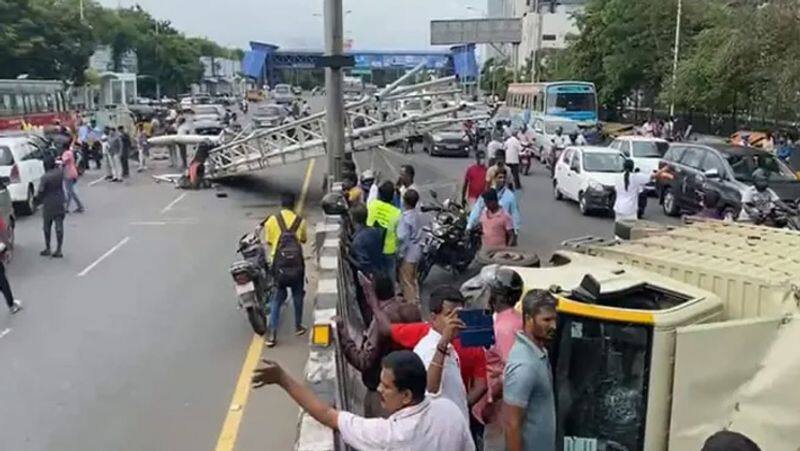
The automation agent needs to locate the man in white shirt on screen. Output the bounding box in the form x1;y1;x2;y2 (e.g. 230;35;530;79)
504;132;523;190
413;285;470;421
176;116;192;169
252;351;475;451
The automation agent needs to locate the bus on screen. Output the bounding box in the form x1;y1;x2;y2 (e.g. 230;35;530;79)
506;81;598;125
0;79;74;131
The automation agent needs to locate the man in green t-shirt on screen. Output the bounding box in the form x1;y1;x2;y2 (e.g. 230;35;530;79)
367;180;401;279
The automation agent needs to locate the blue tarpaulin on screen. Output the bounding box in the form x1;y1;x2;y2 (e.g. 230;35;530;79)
242;49;268;79
451;44;478;80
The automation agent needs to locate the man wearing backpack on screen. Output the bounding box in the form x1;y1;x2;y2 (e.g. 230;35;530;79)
264;192;308;347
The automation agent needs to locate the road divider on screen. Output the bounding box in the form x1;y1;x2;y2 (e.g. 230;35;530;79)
77;236;130;277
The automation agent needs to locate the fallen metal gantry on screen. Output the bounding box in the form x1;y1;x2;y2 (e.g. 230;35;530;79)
203;64;483;179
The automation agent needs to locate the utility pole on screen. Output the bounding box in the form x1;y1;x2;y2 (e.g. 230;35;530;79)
155;21;161;100
79;0;85;21
670;0;682;117
324;0;346;183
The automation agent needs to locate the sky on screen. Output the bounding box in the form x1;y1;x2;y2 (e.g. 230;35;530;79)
98;0;487;51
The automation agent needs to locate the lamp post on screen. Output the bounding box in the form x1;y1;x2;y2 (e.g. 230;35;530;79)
669;0;682;117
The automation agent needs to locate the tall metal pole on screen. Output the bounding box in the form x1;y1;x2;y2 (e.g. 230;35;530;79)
669;0;682;117
79;0;85;21
324;0;345;183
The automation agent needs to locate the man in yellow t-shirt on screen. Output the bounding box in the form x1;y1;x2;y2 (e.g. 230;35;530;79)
263;192;308;347
367;181;401;279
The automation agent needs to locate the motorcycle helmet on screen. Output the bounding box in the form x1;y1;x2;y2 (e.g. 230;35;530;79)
488;267;524;309
321;192;348;216
361;169;375;183
752;168;770;192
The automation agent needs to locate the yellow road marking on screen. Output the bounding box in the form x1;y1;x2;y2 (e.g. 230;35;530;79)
295;159;316;213
214;335;264;451
214;158;316;451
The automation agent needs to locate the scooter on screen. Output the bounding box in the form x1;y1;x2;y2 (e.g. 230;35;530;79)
520;144;534;175
229;226;272;335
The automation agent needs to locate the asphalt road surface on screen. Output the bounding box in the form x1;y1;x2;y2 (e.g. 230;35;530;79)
0;134;326;450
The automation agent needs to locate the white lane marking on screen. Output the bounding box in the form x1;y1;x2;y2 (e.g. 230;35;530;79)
161;193;187;214
0;328;10;339
77;237;130;277
89;176;106;186
129;218;199;226
378;150;400;178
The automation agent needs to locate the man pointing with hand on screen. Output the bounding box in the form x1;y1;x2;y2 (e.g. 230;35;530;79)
252;350;474;451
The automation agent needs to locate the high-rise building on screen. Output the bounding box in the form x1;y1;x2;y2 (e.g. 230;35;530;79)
483;0;588;72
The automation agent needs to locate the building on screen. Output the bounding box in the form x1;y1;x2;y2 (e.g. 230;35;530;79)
485;0;587;70
199;56;241;95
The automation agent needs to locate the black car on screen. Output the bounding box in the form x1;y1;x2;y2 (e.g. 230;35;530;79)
656;142;800;218
423;125;471;157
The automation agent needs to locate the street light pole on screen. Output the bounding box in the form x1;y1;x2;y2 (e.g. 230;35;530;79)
669;0;682;117
324;0;346;183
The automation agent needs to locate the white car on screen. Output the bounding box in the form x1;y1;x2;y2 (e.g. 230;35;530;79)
552;146;626;215
0;136;46;215
530;116;584;161
609;135;669;193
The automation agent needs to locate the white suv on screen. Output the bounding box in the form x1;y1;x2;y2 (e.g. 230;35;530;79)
609;136;669;193
0;136;46;215
553;146;626;215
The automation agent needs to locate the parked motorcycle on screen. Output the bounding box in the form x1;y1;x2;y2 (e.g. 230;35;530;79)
229;227;273;335
417;191;482;284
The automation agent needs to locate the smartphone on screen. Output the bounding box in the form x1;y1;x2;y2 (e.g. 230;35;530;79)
457;309;495;348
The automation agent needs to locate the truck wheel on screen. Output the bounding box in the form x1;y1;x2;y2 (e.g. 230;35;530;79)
476;248;540;267
246;306;267;336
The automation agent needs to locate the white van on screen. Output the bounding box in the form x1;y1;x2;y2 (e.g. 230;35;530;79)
0;136;46;215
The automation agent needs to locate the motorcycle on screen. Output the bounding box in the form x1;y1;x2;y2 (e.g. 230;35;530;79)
417;191;482;284
742;200;800;231
229;226;273;335
520;143;534;175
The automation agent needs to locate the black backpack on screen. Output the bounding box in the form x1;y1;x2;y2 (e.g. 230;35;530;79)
273;213;305;285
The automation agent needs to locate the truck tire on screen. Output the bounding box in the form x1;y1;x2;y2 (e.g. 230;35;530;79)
246;306;267;336
476;248;540;267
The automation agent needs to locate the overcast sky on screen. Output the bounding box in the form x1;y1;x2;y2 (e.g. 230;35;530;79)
98;0;486;51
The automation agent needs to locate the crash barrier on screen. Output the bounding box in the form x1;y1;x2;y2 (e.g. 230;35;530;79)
293;213;341;451
295;198;365;451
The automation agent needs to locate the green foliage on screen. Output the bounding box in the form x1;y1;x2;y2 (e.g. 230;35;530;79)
2;0;241;95
561;0;800;121
480;58;517;99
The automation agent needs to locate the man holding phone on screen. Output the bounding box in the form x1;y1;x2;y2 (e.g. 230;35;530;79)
412;286;470;420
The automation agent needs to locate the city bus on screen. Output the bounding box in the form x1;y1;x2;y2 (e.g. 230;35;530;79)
0;79;74;131
506;81;598;126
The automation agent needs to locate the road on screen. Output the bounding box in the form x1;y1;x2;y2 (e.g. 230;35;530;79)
0;142;326;450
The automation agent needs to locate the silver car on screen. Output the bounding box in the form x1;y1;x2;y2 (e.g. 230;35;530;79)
253;104;288;128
